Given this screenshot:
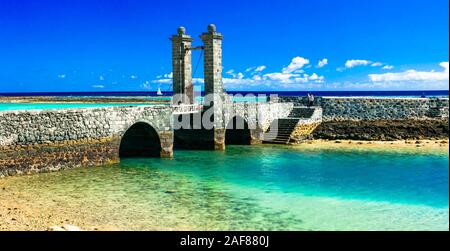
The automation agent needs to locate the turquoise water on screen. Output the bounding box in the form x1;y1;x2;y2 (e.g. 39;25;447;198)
0;103;158;111
60;96;268;102
1;145;448;230
0;96;264;111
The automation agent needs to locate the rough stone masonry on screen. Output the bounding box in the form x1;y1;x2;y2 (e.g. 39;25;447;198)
0;105;174;177
278;96;449;140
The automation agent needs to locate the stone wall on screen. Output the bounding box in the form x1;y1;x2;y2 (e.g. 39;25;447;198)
312;119;449;141
278;96;449;121
0;105;174;177
277;96;449;140
321;97;449;121
223;102;293;144
224;102;293;132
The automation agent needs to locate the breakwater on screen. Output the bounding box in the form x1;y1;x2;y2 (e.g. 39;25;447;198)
278;96;449;140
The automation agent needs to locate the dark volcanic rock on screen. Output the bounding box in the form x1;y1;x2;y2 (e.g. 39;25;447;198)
313;119;449;141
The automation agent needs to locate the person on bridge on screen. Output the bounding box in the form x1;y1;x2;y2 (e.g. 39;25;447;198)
307;93;315;107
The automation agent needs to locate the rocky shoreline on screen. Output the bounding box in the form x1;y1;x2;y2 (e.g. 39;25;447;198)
312;119;449;141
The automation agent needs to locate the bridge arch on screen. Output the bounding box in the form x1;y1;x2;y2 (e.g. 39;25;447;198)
119;122;162;158
225;116;252;145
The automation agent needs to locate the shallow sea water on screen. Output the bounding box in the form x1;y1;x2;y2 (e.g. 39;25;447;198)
0;103;157;111
1;144;448;230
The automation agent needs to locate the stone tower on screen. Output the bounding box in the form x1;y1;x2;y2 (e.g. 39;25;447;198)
200;24;225;100
200;24;226;150
171;27;194;104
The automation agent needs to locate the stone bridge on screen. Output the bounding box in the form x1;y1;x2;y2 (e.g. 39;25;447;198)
0;24;318;177
0;101;294;177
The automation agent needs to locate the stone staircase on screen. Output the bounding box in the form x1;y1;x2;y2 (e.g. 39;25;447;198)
263;107;318;144
263;118;300;144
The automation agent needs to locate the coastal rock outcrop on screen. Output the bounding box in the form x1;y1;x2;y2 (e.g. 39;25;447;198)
313;119;449;140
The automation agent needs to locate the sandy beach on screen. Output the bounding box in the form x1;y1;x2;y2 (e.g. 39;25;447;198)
293;139;449;152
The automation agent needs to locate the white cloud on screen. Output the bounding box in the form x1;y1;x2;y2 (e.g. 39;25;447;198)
369;62;449;82
193;78;204;84
252;75;262;81
141;81;151;90
371;62;383;67
345;59;371;68
263;72;325;84
99;75;105;81
92;85;104;89
317;58;328;68
223;78;251;84
149;61;448;91
255;65;266;72
152;79;172;84
282;57;310;73
226;70;244;79
244;65;266;74
382;65;394;70
224;57;324;87
264;72;299;83
58;74;66;79
226;69;235;75
130;75;138;79
152;72;173;84
308;73;324;82
164;72;173;79
151;56;325;90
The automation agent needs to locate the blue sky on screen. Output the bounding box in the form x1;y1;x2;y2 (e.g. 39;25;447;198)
0;0;448;92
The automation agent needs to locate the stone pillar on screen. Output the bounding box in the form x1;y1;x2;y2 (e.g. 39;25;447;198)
214;128;225;150
200;24;225;99
200;24;226;150
171;27;194;104
250;128;263;145
159;131;174;158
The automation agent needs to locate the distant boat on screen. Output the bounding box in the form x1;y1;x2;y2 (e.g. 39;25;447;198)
157;88;163;96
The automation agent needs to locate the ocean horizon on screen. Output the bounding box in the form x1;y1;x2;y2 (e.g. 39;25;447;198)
0;90;448;97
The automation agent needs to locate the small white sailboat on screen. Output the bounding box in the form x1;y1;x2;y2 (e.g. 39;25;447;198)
156;87;163;96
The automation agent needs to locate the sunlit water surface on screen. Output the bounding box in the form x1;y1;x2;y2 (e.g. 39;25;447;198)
2;145;448;230
0;103;158;111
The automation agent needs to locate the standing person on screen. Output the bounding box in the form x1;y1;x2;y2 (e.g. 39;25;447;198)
308;93;315;107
